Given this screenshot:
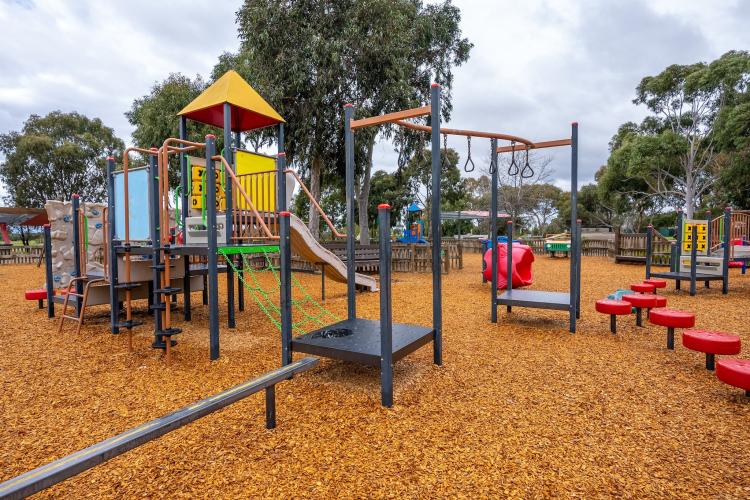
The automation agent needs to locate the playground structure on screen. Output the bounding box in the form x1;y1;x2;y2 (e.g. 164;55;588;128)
482;241;534;289
39;71;379;368
595;273;748;399
645;208;750;295
397;202;426;244
489;126;582;332
544;232;571;257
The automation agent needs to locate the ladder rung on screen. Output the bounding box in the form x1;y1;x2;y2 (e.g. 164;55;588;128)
62;315;81;321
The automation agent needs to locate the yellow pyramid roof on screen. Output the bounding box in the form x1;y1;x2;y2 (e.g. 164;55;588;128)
178;70;284;132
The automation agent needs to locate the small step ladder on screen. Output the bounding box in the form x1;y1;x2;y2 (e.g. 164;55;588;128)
58;276;105;334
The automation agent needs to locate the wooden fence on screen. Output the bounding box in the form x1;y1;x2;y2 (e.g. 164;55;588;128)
0;245;43;265
612;232;672;266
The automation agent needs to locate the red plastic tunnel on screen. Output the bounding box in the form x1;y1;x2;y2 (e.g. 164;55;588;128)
482;243;535;289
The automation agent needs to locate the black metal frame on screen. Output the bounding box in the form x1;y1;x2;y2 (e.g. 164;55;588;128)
490;123;581;332
646;207;731;296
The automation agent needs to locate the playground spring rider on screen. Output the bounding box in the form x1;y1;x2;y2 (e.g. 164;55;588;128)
399;202;427;244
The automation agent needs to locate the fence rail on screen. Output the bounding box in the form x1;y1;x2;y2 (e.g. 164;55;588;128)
0;245;43;265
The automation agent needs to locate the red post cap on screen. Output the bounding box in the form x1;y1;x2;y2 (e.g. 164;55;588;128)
431;83;440;88
43;223;50;228
507;220;513;225
72;194;79;199
206;134;216;139
344;103;354;108
277;152;286;157
150;147;158;151
726;206;732;212
378;203;391;210
577;219;582;224
106;156;115;161
279;211;291;217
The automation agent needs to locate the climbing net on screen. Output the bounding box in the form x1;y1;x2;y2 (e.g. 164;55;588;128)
219;247;340;335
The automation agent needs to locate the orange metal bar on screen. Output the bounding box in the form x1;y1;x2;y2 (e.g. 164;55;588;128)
393;120;535;147
284;169;345;238
496;138;572;153
350;105;431;130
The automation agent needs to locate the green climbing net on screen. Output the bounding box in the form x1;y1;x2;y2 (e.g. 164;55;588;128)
218;246;340;335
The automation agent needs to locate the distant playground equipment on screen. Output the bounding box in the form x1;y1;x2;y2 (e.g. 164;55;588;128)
543;232;571;257
645;208;750;295
397;202;426;244
482;240;534;289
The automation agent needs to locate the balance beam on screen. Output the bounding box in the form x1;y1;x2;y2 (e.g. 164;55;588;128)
0;358;319;500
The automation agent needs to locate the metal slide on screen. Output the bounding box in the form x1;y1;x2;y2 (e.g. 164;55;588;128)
288;213;378;292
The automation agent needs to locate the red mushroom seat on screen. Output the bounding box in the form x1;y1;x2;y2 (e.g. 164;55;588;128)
644;278;667;289
649;308;696;350
621;294;657;327
683;330;741;370
631;283;656;293
595;299;632;334
716;359;750;397
25;289;47;301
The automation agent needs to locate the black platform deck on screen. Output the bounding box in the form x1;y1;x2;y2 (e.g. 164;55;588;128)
291;318;434;366
648;271;725;281
116;243;273;257
496;289;571;311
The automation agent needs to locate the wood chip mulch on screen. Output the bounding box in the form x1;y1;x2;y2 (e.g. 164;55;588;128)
1;255;749;498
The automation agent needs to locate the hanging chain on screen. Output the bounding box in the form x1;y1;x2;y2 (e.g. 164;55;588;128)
520;146;534;179
508;141;519;176
463;135;475;172
489;142;497;174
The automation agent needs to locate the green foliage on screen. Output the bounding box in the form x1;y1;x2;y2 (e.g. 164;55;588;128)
0;111;124;207
125;73;223;187
367;170;411;227
228;0;471;240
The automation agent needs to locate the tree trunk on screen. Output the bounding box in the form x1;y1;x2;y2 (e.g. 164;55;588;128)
308;155;321;239
355;138;375;245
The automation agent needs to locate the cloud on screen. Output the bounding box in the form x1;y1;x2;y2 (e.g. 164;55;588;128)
1;0;749;197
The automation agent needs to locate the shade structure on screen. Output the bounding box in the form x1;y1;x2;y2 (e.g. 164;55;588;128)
178;70;285;132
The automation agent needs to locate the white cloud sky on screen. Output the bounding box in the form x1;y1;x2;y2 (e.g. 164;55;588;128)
1;0;748;196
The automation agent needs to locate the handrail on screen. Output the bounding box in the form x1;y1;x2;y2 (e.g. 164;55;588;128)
284;169;346;238
213;155;278;240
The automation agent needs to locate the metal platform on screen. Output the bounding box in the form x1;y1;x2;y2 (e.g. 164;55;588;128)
648;271;725;281
496;289;571;310
291;318;434;366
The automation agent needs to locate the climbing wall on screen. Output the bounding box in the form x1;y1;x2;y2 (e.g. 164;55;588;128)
45;201;106;288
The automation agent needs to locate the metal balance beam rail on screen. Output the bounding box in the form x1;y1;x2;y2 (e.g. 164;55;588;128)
0;357;319;500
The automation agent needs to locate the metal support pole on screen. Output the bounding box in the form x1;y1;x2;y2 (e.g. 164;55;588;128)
279;211;293;366
430;84;442;365
379;204;393;408
575;219;582;321
344;104;356;320
674;209;683;273
320;263;326;302
706;353;715;371
706;210;712;252
610;315;616;334
569;122;578;333
722;207;731;294
690;224;698;296
71;194;82;317
106;158;119;333
506;221;513;313
490;138;498;323
645;225;653;279
148;153;162;343
265;385;276;429
179;117;191;322
44;224;54;318
205;135;220;360
667;327;675;350
237;257;245;312
223;104;235;329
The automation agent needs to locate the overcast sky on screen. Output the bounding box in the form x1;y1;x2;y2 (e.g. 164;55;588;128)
1;0;748;193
